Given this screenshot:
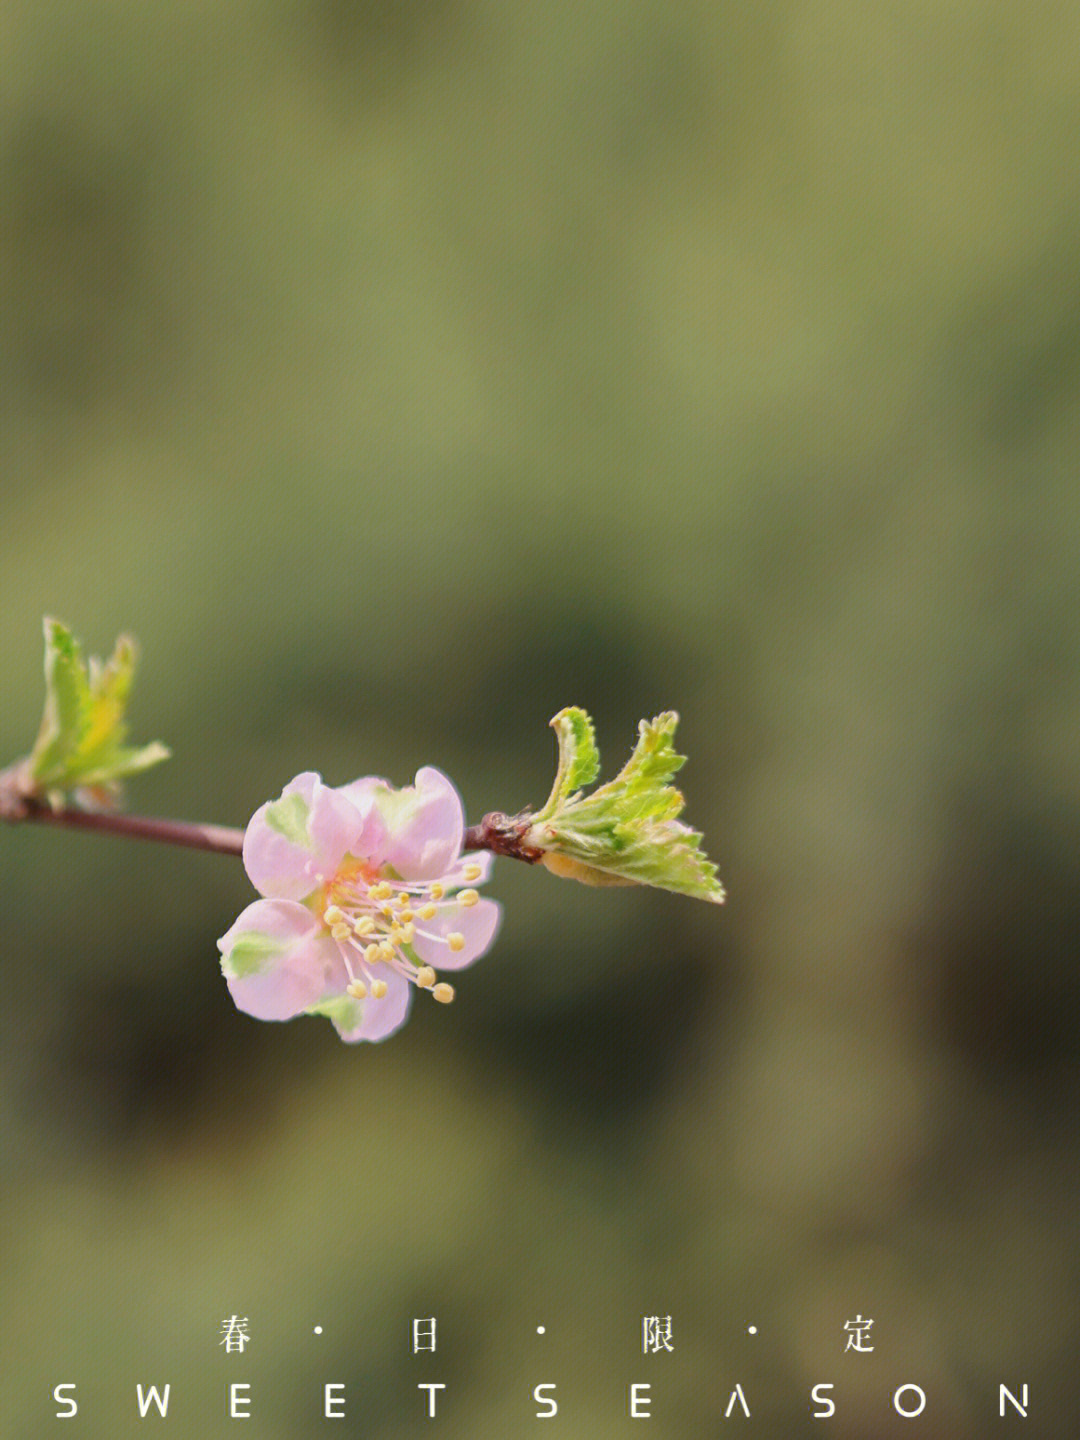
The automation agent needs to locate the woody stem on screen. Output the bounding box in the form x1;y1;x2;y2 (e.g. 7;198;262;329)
0;767;542;864
7;796;247;855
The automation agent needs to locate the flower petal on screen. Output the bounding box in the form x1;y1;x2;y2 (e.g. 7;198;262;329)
412;896;501;971
244;772;366;900
335;775;386;811
218;899;347;1021
357;766;465;881
331;968;413;1043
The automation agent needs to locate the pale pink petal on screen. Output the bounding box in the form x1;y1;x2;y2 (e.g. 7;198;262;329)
333;968;413;1042
412;896;501;971
309;781;366;871
376;766;465;880
244;772;365;900
218;899;348;1021
331;776;393;864
335;775;386;811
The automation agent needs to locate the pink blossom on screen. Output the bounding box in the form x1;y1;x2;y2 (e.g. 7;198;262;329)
217;768;500;1042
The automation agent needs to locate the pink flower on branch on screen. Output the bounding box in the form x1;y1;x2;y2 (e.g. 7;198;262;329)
217;768;500;1042
3;618;725;1046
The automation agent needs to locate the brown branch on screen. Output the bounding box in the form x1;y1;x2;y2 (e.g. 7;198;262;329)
11;796;245;855
1;763;542;865
462;811;544;864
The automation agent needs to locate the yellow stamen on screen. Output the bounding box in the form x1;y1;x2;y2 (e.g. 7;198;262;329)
354;916;375;936
323;905;346;925
364;943;381;964
416;966;436;988
370;881;392;900
390;926;405;945
401;921;415;944
432;983;455;1004
447;932;465;953
464;863;482;882
458;888;479;908
331;922;352;940
347;980;368;999
399;908;414;923
379;942;395;963
420;904;437;920
370;979;388;999
396;892;410;907
430;882;444;900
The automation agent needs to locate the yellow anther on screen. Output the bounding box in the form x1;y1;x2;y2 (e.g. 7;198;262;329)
370;979;388;999
416;966;437;988
354;916;375;936
323;905;346;925
399;908;414;923
380;905;394;921
420;904;437;920
379;942;396;963
347;980;368;999
370;881;392;900
458;888;479;908
464;863;482;882
432;983;455;1004
430;882;444;900
447;932;465;953
389;926;405;946
364;943;381;964
396;891;410;907
331;922;352;940
401;922;415;944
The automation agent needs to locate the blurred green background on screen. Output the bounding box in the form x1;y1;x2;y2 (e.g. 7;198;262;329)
2;0;1079;1433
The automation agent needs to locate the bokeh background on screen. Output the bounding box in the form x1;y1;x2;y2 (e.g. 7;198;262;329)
3;1;1079;1434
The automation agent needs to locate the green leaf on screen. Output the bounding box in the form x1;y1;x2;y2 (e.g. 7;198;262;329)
26;618;170;794
78;634;136;761
526;710;725;903
74;742;173;785
534;706;600;819
29;619;92;785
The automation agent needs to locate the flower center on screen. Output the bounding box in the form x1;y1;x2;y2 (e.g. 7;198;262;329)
317;861;484;1008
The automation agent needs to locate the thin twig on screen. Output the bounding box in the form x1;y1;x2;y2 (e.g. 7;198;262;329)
11;799;246;855
1;763;543;864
